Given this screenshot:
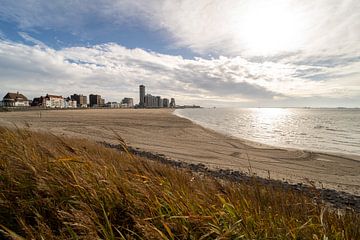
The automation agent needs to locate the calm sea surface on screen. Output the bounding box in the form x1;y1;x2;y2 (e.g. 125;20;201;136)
175;108;360;156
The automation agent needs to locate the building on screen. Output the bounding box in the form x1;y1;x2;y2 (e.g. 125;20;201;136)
44;94;65;108
31;95;63;108
2;92;30;107
64;97;77;108
156;96;163;108
89;94;100;107
163;98;170;108
139;84;173;108
121;97;134;108
71;94;87;108
106;102;121;108
99;98;105;107
89;94;105;107
31;95;76;108
144;94;157;108
170;98;176;108
31;96;45;107
139;85;145;107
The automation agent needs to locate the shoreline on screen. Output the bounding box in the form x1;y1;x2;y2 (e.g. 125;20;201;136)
174;108;360;158
0;108;359;196
100;141;360;212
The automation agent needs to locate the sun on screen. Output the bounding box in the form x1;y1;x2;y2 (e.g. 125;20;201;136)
234;1;305;56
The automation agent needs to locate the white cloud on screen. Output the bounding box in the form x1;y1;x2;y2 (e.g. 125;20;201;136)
153;0;360;58
0;39;358;107
18;32;47;48
0;1;359;107
120;0;360;58
1;0;359;58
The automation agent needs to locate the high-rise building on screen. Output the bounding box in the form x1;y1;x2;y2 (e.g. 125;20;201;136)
144;94;157;108
144;94;149;107
163;98;170;108
139;84;172;108
156;96;163;108
99;98;105;107
139;85;145;107
71;94;87;107
170;98;176;108
121;97;134;108
89;94;104;107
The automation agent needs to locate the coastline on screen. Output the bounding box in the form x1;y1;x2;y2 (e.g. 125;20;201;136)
101;141;360;212
174;108;360;157
0;108;359;196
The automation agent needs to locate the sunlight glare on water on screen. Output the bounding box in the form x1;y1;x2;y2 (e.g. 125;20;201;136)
175;108;360;156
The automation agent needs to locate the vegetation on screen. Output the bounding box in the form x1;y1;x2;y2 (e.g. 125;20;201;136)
0;127;359;239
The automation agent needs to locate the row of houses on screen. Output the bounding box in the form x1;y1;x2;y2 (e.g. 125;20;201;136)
0;92;134;109
32;95;77;108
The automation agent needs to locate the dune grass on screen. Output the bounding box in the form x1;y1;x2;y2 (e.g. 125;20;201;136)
0;127;359;239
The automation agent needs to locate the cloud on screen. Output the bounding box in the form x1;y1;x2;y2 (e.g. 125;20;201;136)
153;0;360;57
1;0;359;58
0;1;359;107
18;32;47;48
0;39;358;107
0;30;5;39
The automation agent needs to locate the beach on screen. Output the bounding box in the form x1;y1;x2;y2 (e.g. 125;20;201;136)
0;108;359;195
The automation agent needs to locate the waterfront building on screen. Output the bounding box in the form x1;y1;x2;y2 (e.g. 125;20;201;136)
2;92;30;107
156;96;163;108
31;94;65;108
99;98;105;107
31;97;44;107
44;94;65;108
89;94;100;107
31;95;76;108
139;84;174;108
71;94;87;108
144;94;157;108
121;97;134;108
31;96;45;107
106;102;121;108
139;85;145;107
163;98;169;108
64;97;77;108
89;94;105;107
170;98;176;108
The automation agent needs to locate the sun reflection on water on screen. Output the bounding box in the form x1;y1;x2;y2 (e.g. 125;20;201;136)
252;108;288;120
250;108;290;131
176;108;360;155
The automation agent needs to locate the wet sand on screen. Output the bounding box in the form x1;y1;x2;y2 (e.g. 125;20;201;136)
0;108;359;195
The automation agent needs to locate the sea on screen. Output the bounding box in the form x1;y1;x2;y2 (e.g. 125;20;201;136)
175;108;360;156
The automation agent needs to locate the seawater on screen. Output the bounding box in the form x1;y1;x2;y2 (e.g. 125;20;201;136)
175;108;360;156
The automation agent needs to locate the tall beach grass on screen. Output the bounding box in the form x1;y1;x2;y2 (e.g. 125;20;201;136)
0;127;359;239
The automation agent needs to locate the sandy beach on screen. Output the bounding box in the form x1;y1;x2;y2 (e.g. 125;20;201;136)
0;108;359;195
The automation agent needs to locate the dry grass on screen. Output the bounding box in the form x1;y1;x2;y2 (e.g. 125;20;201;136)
0;127;359;239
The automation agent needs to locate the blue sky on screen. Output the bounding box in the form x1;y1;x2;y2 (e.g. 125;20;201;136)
0;11;178;55
0;0;359;107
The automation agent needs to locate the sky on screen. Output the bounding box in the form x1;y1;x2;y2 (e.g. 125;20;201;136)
0;0;359;107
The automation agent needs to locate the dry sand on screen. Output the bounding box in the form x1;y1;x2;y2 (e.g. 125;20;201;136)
0;108;359;195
